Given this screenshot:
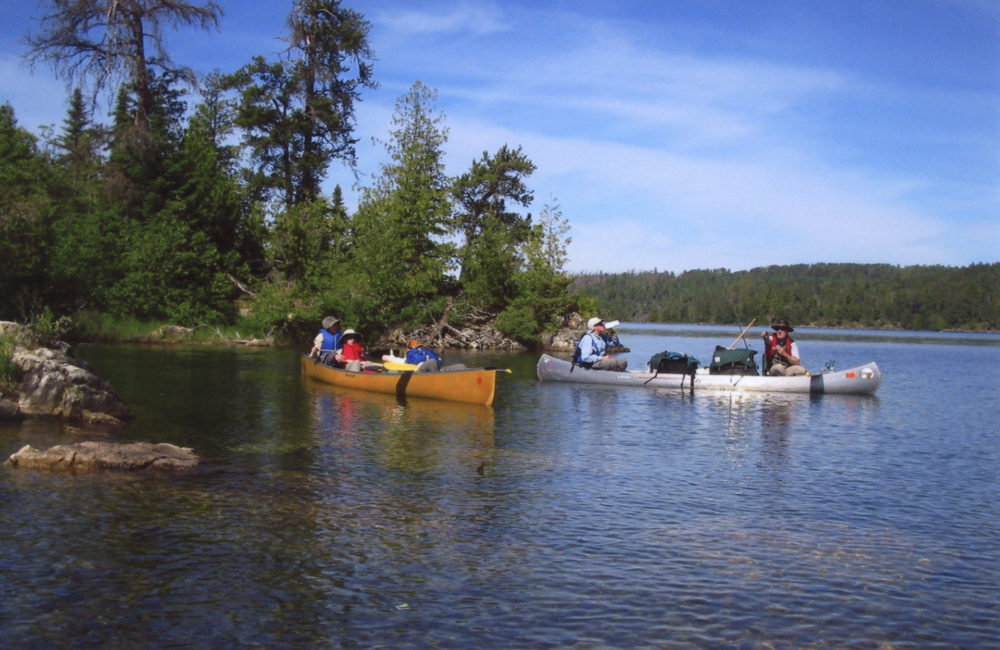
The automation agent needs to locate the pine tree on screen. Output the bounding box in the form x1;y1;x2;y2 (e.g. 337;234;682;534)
350;82;454;326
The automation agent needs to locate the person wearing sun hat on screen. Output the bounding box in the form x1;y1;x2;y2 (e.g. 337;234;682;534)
761;318;806;376
335;329;379;372
309;316;341;364
574;317;628;371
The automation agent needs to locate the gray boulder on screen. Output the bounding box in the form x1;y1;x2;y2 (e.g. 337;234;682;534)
0;397;20;421
12;347;132;424
6;441;199;472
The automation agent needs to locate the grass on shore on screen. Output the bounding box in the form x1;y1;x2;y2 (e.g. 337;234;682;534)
0;332;22;390
66;312;278;346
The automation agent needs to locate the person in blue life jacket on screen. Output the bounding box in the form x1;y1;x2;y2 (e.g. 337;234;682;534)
576;317;628;371
761;318;807;376
405;339;443;372
309;316;342;365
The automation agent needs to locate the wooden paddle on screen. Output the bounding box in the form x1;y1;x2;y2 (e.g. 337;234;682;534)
727;318;757;349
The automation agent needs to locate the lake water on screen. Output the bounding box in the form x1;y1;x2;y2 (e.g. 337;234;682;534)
2;324;998;647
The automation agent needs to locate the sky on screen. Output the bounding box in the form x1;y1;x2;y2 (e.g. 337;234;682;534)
1;0;998;274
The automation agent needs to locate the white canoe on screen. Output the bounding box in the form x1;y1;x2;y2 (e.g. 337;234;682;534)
536;354;881;395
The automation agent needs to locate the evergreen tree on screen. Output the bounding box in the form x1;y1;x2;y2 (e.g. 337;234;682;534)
270;197;346;284
226;0;376;208
496;201;575;342
452;145;536;312
46;89;111;314
105;73;187;221
98;73;240;324
350;81;454;326
0;104;54;320
25;0;221;131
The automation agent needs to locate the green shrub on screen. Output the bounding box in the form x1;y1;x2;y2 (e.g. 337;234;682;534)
0;333;21;387
26;308;73;347
496;306;541;344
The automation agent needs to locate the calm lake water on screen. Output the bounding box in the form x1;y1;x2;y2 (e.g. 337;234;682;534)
2;324;998;647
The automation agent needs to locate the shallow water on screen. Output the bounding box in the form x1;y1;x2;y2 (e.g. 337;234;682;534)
2;326;998;647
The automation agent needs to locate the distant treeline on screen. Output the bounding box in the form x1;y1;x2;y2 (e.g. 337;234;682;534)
571;263;1000;331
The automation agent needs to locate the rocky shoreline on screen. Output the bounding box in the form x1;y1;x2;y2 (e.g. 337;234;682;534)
1;315;589;472
1;322;132;425
375;312;587;355
1;321;152;472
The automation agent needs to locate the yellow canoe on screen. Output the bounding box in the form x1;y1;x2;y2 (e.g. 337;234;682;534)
301;356;499;405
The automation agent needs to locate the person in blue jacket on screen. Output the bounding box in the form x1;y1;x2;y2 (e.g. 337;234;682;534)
309;316;342;365
575;317;628;371
405;339;443;372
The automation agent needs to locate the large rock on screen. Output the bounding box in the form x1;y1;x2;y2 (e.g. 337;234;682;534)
0;397;20;421
148;325;194;342
542;313;588;351
11;347;132;424
5;441;199;472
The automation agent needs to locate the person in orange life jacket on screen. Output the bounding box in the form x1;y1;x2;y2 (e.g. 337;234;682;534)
336;329;377;372
762;319;807;376
405;339;443;372
310;316;342;365
576;317;628;371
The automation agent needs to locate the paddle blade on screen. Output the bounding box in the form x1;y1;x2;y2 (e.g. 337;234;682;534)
384;361;420;372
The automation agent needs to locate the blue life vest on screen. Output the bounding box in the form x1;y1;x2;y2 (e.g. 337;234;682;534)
406;347;441;367
572;332;604;369
318;329;342;354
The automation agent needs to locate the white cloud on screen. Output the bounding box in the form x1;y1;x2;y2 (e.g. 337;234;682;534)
375;2;507;36
3;0;992;276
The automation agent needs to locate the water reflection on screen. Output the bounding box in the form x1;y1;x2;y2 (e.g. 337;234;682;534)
2;339;996;647
303;377;496;475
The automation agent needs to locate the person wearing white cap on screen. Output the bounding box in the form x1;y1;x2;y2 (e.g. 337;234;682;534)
574;317;628;371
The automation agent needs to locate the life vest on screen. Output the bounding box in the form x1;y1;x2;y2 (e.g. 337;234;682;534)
406;347;441;365
318;329;341;354
341;339;366;361
572;332;605;369
763;333;794;369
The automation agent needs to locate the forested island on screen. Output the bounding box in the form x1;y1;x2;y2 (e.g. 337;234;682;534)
1;1;581;349
572;263;999;331
1;0;995;359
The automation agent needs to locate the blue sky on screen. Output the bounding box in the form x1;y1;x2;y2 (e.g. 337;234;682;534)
2;0;998;274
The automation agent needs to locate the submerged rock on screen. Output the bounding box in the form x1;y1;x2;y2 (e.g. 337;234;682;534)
6;441;199;472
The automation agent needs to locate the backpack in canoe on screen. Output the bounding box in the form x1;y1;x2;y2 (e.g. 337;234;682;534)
646;351;701;377
709;345;758;375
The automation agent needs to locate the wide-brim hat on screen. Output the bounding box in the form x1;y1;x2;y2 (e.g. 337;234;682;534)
771;319;794;332
341;328;358;338
603;320;620;329
321;316;339;329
